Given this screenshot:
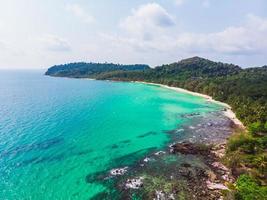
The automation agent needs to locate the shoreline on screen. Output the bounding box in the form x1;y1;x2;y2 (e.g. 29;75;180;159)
135;81;244;128
110;110;237;199
49;76;244;128
48;76;241;198
125;81;244;198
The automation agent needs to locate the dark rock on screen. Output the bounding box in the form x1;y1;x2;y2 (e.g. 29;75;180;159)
171;142;211;155
181;163;191;168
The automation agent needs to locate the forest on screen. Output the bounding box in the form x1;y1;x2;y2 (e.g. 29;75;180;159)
45;62;149;78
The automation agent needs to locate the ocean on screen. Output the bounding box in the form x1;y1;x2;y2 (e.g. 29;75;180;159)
0;70;223;199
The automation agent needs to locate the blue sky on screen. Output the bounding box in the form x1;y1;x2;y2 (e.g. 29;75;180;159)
0;0;267;69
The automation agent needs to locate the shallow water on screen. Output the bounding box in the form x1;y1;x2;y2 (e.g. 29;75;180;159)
0;70;223;199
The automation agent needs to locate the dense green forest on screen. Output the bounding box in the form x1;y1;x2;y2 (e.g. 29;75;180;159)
45;62;149;78
46;57;267;199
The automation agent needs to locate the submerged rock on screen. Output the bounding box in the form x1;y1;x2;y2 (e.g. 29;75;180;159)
154;190;175;200
181;163;191;168
109;112;235;199
180;112;200;118
110;167;128;176
154;151;166;156
171;142;211;155
125;177;144;189
144;157;151;162
207;122;213;127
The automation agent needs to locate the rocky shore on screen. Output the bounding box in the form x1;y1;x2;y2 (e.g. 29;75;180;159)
170;142;234;199
106;141;234;200
89;110;241;200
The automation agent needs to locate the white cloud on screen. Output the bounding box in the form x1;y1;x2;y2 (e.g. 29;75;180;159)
174;0;185;6
39;34;71;52
175;14;267;55
103;13;267;61
120;3;175;39
202;0;211;8
0;40;25;57
65;3;94;24
0;41;6;50
175;0;209;8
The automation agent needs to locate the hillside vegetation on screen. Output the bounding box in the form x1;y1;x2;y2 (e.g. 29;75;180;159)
45;62;149;78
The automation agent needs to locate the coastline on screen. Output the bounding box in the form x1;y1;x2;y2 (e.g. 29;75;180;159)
51;76;244;128
47;76;244;198
135;81;244;128
124;81;243;198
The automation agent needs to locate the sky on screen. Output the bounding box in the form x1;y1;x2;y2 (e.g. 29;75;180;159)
0;0;267;69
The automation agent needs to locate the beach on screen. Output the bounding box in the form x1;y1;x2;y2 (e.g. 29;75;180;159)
102;81;244;199
136;81;244;128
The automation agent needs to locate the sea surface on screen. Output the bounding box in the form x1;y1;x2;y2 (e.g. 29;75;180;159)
0;70;223;199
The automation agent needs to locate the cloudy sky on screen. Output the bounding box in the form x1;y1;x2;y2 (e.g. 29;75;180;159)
0;0;267;69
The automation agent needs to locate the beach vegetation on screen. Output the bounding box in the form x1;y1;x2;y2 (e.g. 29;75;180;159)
234;174;267;200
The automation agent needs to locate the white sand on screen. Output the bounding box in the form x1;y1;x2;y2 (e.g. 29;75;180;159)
223;109;244;128
136;81;244;128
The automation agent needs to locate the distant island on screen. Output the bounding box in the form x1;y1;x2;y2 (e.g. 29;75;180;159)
46;57;267;199
45;62;149;78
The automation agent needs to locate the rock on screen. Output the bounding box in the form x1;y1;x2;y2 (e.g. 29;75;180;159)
206;170;217;182
206;181;228;190
207;122;213;126
168;193;175;200
211;149;225;158
181;163;191;168
211;143;226;158
125;177;144;189
169;144;175;153
144;157;151;162
179;168;192;178
154;191;165;200
211;162;228;171
222;174;231;182
171;142;210;155
181;113;200;118
110;167;128;176
155;151;166;156
169;143;175;148
154;191;175;200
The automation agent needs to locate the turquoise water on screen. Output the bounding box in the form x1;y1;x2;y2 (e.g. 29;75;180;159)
0;71;222;199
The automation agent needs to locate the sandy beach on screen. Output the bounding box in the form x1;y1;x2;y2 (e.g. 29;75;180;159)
87;79;244;128
136;81;244;128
